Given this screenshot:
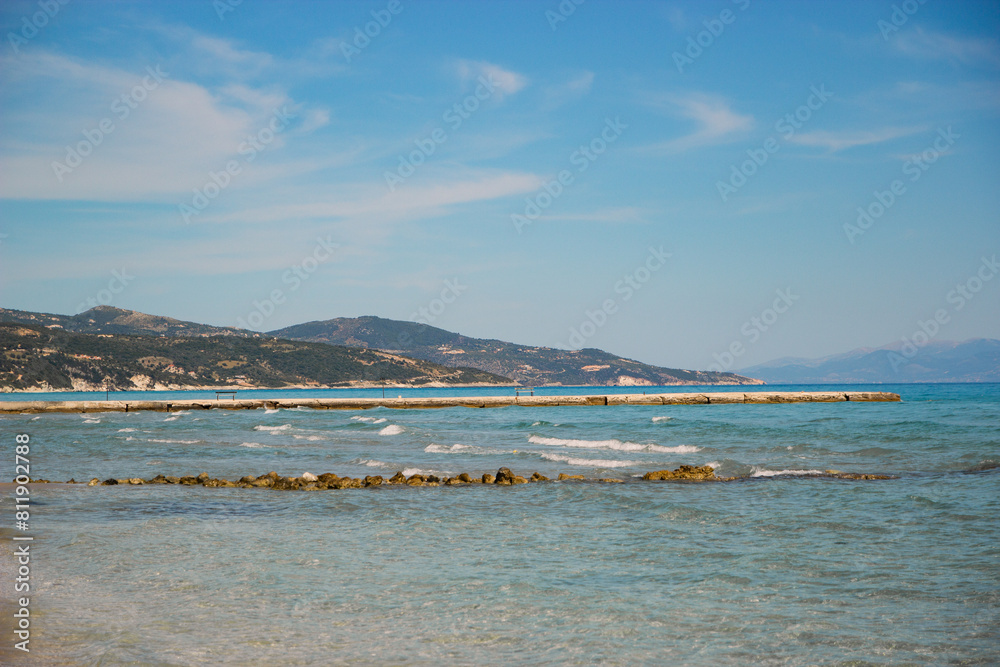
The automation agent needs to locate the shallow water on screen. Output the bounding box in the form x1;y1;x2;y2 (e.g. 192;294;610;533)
2;383;998;664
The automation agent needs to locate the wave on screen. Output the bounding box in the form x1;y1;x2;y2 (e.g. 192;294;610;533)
528;435;698;454
238;442;271;449
651;416;673;423
292;435;326;441
253;424;292;432
750;467;826;478
540;453;640;468
351;416;388;424
379;425;404;436
264;409;280;414
117;428;137;432
357;459;390;468
424;443;474;454
163;416;179;422
148;438;201;445
401;467;439;477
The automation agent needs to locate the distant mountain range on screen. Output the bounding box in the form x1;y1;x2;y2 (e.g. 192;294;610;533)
268;316;761;386
0;306;762;388
0;320;506;392
742;339;1000;384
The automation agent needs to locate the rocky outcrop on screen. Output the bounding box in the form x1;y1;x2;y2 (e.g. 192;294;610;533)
47;464;897;489
643;465;718;481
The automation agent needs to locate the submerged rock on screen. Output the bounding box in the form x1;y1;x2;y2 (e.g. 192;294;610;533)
481;473;495;484
364;475;383;487
557;473;584;481
643;465;718;481
494;468;515;485
530;472;549;482
388;472;406;485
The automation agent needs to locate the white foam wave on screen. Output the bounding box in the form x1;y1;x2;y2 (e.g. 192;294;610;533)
750;467;826;478
540;453;640;468
651;416;673;423
148;438;201;444
254;424;292;432
528;435;697;454
264;409;280;414
351;416;388;424
163;416;179;422
424;443;473;454
358;459;389;468
117;428;137;432
239;442;271;449
401;467;438;477
706;461;721;469
83;418;101;424
379;424;404;436
292;435;326;441
30;416;41;421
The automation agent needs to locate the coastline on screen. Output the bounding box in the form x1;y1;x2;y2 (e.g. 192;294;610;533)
0;390;900;414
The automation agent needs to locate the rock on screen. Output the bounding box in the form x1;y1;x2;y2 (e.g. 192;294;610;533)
406;474;425;487
457;473;472;483
445;477;463;485
364;475;383;487
494;468;515;485
512;476;528;484
301;472;318;482
530;472;549;482
426;475;441;484
318;473;340;484
128;478;144;485
271;476;299;491
148;475;169;484
196;472;210;484
481;473;495;484
557;473;584;481
102;478;119;485
597;478;623;483
238;475;256;484
164;476;180;484
87;478;100;486
388;472;406;485
179;476;199;485
642;465;717;481
66;478;77;484
830;472;895;480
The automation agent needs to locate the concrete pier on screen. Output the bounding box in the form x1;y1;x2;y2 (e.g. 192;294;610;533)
0;391;900;414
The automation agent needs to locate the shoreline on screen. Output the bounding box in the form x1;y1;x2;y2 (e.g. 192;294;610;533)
0;390;900;414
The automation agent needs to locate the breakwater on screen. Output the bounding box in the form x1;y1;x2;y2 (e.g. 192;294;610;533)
0;390;900;414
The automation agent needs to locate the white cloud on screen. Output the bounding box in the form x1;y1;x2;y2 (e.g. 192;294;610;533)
789;126;927;151
543;71;594;109
457;60;528;100
644;93;753;153
895;28;1000;68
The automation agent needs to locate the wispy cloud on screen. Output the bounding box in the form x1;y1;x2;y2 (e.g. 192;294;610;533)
542;71;594;109
789;125;927;152
895;28;1000;67
643;93;753;153
457;60;528;100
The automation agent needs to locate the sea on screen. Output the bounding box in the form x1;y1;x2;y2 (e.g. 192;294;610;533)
1;383;997;665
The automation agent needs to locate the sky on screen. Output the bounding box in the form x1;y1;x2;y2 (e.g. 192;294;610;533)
1;0;998;372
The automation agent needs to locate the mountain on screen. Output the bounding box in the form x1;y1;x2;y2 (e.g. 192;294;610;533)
0;305;255;338
0;322;510;392
268;316;763;386
741;339;1000;384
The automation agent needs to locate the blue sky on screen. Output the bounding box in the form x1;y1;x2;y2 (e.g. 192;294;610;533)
1;0;998;371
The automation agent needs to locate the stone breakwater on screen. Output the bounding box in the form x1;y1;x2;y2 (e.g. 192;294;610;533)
24;465;895;488
0;391;901;414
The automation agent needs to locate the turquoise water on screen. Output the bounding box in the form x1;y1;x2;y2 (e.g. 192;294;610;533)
2;384;998;664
